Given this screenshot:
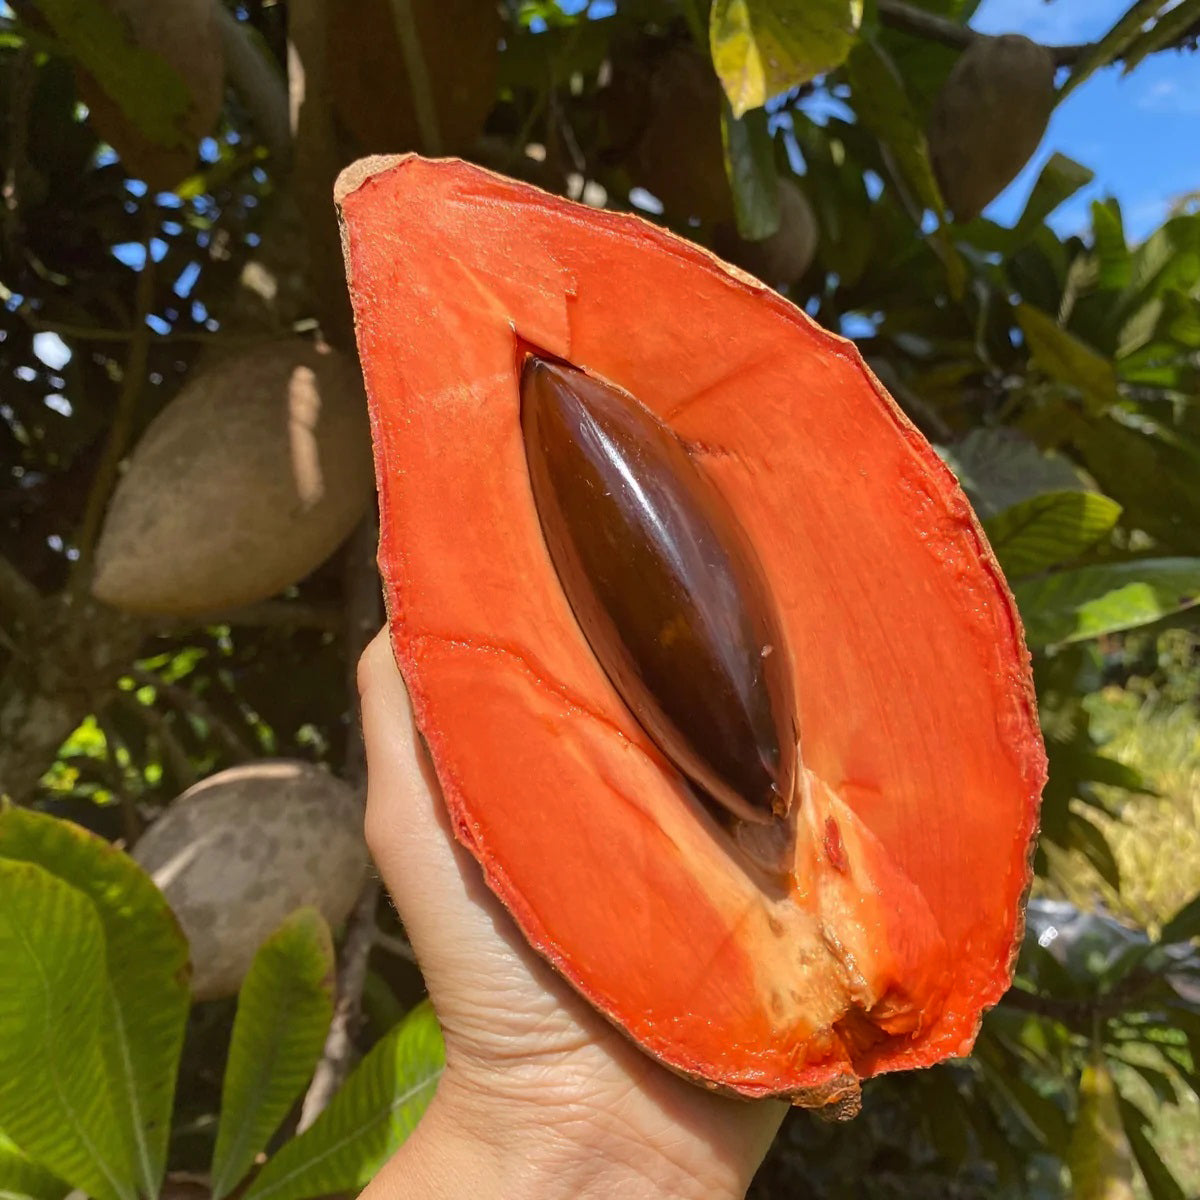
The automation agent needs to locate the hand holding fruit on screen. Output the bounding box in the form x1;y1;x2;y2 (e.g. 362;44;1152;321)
356;629;785;1200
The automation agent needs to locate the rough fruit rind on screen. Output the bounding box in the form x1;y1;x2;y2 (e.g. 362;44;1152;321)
133;760;367;1000
93;339;372;616
78;0;224;190
928;34;1056;221
336;154;1045;1108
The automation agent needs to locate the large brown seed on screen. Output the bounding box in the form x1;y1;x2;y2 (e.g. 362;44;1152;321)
520;356;797;825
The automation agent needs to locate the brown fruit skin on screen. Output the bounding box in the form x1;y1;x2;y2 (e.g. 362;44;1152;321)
927;34;1056;221
92;339;373;616
133;761;367;1000
714;178;818;288
77;0;224;190
326;0;500;153
605;44;733;224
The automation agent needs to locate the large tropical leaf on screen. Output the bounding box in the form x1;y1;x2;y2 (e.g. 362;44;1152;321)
721;102;779;240
210;909;336;1200
1117;1098;1186;1200
0;808;190;1199
1013;558;1200;647
242;1002;444;1200
1017;304;1121;415
1013;156;1097;244
939;427;1087;519
710;0;863;116
984;491;1122;578
844;36;942;216
0;1132;69;1200
0;860;135;1200
1071;407;1200;555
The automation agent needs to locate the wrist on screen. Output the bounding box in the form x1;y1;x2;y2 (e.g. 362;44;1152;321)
364;1068;755;1200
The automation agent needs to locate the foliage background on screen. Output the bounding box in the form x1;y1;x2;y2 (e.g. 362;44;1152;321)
1;0;1199;1197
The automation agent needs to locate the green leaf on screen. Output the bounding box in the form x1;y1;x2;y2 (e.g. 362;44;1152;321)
1091;199;1132;291
845;36;942;214
1015;154;1096;242
1013;558;1200;646
1068;1053;1137;1200
710;0;864;116
26;0;195;150
210;910;336;1200
984;490;1122;578
1070;407;1200;554
1160;891;1200;944
0;860;136;1200
1062;0;1167;97
939;428;1088;519
243;1002;443;1200
1121;0;1200;74
0;1132;69;1200
721;102;780;240
1067;812;1121;890
1118;1098;1186;1200
1017;303;1121;415
0;808;190;1199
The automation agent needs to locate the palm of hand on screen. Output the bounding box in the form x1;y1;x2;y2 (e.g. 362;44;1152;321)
359;631;784;1197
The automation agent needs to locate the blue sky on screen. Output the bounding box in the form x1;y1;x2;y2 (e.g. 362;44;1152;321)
971;0;1200;240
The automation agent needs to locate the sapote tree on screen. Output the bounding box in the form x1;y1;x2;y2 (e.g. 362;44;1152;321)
338;154;1045;1108
1;0;1199;1196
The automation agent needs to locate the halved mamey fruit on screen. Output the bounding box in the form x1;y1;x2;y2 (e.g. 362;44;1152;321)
336;155;1045;1112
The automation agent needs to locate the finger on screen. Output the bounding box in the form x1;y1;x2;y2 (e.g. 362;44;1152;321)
357;630;507;952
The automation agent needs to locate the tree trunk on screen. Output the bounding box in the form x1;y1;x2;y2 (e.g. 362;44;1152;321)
0;594;148;802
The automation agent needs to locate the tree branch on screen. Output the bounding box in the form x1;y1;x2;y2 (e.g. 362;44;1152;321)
177;598;344;633
387;0;442;155
0;552;41;629
215;3;292;165
69;226;157;590
877;0;1198;67
129;668;255;763
297;514;383;1130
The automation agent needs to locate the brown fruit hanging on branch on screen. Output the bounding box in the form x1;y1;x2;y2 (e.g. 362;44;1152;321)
133;761;367;1000
927;33;1056;221
92;339;372;616
604;43;733;224
325;0;501;153
715;178;819;288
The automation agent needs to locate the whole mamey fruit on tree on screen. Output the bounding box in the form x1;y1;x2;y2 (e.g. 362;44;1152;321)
336;155;1045;1114
715;178;819;288
75;0;223;190
927;34;1056;221
605;43;733;224
92;339;373;616
133;760;367;1000
325;0;500;154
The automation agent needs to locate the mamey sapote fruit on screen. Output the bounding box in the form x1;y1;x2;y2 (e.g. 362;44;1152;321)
336;155;1045;1112
714;178;819;289
928;34;1056;222
92;339;372;616
133;760;367;1000
325;0;500;154
603;43;733;224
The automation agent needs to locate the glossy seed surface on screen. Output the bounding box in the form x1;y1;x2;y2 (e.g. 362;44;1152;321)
520;356;796;825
